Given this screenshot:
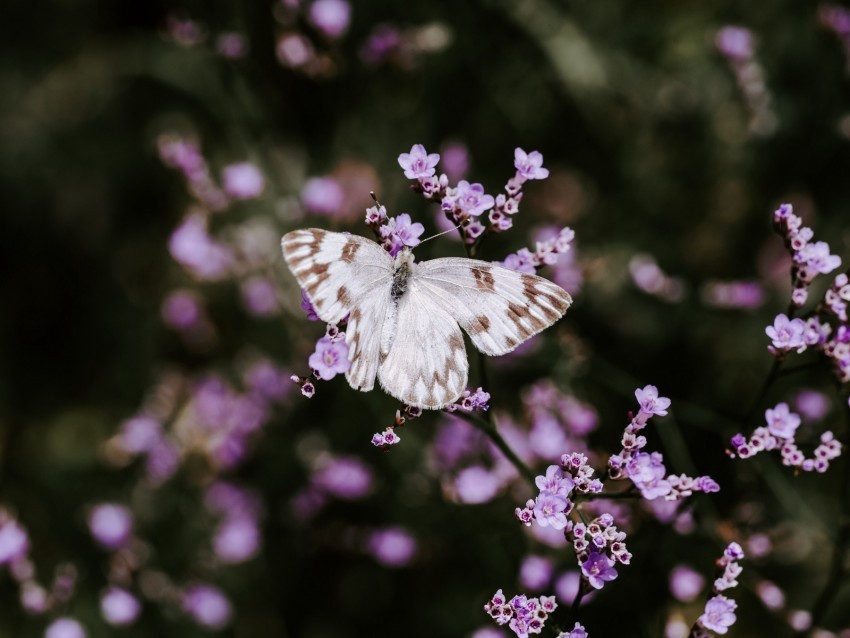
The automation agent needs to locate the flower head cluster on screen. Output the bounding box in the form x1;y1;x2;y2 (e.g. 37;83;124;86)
609;386;719;501
158;134;228;210
399;144;550;244
573;513;630;590
694;543;744;636
515;453;602;529
484;589;557;638
444;387;491;412
204;482;263;564
378;213;426;257
497;227;575;275
556;623;588;638
729;402;842;472
308;328;351;381
773;203;842;307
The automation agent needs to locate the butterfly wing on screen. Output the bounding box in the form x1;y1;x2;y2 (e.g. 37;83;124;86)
281;229;393;392
414;258;572;356
377;279;469;410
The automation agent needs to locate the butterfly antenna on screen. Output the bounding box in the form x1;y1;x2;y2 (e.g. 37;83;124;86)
420;223;463;245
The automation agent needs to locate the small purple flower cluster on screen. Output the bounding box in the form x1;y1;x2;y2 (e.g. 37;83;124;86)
515;453;602;528
629;254;686;303
360;23;451;68
700;280;765;309
498;227;575;275
819;4;850;72
608;386;720;501
308;328;351;381
398;144;550;245
715;26;777;137
729;402;842;472
290;453;375;521
772;203;842;308
556;623;589;638
444;387;491;412
574;514;630;590
483;589;558;638
693;543;744;636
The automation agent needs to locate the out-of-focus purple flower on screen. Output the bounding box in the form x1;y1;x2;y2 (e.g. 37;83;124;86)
625;452;671;500
221;162;265;200
440;142;469;183
765;402;801;439
454;466;503;504
514;148;549;181
182;584;232;629
100;587;141;626
301;176;345;215
244;358;291;402
0;518;29;565
635;385;671;418
215;32;248;59
699;595;738;634
755;580;786;610
519;555;554;591
276;32;315;67
45;617;86;638
452;181;495;217
471;628;507;638
312;455;373;499
553;571;595;605
20;582;49;613
766;313;807;354
161;289;204;331
213;516;261;563
563;622;588;638
715;26;754;60
240;276;280;317
701;280;765;309
367;527;417;567
380;213;425;256
795;389;830;421
669;565;704;602
87;504;133;551
398;144;440;180
308;0;351;38
168;213;234;280
308;336;350;380
145;440;181;483
629;254;686;302
581;551;618;590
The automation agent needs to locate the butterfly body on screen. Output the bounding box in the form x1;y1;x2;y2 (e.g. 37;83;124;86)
282;229;571;409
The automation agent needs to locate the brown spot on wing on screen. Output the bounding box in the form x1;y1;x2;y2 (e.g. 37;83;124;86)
340;240;361;263
467;314;491;335
472;266;496;291
337;285;351;307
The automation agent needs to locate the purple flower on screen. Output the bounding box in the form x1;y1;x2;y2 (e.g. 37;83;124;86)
308;336;350;380
300;289;320;321
440;142;469;182
766;313;806;353
454;466;503;504
581;551;618;589
699;595;738;634
533;491;570;530
308;0;351;39
765;402;801;439
240;276;279;316
514;148;549;181
301;176;344;215
215;32;247;59
182;584;232;629
380;213;425;256
634;385;671;417
625;452;671;500
168;213;234;280
669;565;704;602
100;587;141;626
798;241;841;275
221;162;265;200
398;144;440;180
0;518;29;565
535;465;575;498
367;527;417;567
519;555;554;591
313;455;373;499
715;26;754;60
565;622;588;638
213;516;261;563
45;618;86;638
453;181;495;217
87;504;133;550
161;289;204;330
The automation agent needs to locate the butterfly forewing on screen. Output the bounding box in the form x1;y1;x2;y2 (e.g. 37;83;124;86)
281;229;393;325
414;258;572;356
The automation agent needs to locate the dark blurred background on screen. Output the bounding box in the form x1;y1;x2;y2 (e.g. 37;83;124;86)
2;0;850;636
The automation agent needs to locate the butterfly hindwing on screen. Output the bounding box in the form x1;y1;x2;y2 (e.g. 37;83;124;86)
377;281;469;409
414;258;572;356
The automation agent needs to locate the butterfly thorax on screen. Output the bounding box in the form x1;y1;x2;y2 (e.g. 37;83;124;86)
390;248;415;301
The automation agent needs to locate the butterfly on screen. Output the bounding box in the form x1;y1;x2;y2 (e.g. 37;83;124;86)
281;229;572;409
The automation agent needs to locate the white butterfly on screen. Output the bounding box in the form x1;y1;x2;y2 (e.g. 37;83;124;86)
281;229;572;409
